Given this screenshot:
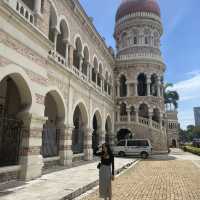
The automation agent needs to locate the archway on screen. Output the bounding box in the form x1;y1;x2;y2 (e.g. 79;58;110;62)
119;75;127;97
150;74;158;96
138;73;147;96
0;74;31;167
48;3;58;43
72;103;88;154
92;57;98;83
139;103;149;119
56;20;69;58
172;139;177;148
73;37;82;69
120;103;127;121
42;91;65;158
152;108;160;123
92;111;102;152
117;129;132;141
82;46;89;76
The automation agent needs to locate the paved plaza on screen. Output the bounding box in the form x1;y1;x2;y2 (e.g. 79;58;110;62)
78;149;200;200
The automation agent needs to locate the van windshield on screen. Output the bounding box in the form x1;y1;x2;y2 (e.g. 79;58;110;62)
117;141;126;146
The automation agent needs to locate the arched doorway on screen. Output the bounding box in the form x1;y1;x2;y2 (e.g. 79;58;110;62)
42;91;65;158
150;74;158;96
117;129;132;141
138;73;147;96
72;103;88;155
92;111;102;152
139;103;149;119
0;75;31;167
172;139;177;148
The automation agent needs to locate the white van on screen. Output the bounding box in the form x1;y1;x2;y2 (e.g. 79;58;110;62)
112;139;152;159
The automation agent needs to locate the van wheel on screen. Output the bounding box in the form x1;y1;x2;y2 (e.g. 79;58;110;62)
141;152;148;159
119;151;125;157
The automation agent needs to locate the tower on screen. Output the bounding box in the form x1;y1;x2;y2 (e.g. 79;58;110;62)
114;0;168;152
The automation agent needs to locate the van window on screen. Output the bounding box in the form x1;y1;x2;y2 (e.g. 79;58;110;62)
127;140;137;146
117;141;126;146
137;140;149;146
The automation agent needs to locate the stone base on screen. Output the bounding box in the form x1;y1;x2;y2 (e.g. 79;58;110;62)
84;148;93;161
19;155;43;181
60;150;73;166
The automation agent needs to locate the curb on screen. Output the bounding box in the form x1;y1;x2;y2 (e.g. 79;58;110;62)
60;159;139;200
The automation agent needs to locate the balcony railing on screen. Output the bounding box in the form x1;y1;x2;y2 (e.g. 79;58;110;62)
152;121;160;130
120;116;128;122
139;117;149;126
49;50;66;67
5;0;35;25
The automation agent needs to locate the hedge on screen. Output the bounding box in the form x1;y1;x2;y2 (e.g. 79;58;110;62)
183;146;200;156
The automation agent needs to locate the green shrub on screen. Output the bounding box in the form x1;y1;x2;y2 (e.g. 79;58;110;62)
183;146;200;156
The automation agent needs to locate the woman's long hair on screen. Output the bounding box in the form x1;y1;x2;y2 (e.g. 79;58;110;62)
104;143;113;156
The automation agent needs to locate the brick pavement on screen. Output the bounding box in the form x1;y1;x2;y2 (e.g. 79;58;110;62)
81;159;200;200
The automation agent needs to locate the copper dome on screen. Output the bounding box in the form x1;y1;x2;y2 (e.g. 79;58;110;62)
116;0;161;21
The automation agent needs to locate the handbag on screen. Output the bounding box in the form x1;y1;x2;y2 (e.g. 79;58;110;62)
97;162;101;169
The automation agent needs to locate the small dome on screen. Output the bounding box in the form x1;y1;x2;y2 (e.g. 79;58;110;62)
116;0;161;21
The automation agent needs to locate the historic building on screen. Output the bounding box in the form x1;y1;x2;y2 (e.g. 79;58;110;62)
0;0;178;183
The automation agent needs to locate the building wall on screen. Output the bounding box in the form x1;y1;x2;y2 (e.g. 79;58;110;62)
194;107;200;126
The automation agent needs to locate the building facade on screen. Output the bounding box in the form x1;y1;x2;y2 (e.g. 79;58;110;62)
0;0;177;183
194;107;200;126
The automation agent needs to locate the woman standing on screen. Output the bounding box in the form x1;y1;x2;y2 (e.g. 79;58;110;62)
95;143;115;200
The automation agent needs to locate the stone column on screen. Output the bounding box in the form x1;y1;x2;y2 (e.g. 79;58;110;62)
127;107;131;122
134;81;138;96
54;29;59;52
149;112;153;128
68;45;74;66
109;132;115;146
84;127;93;161
63;39;69;66
18;113;46;181
99;130;105;145
147;77;151;96
86;62;90;80
34;0;41;15
127;82;130;97
59;124;74;166
79;53;83;72
157;79;161;97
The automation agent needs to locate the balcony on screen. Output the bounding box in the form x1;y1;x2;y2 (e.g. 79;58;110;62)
116;116;162;131
5;0;35;25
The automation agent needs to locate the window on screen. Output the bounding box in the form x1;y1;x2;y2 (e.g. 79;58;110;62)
41;0;45;13
127;140;137;146
134;37;137;44
117;141;126;146
145;37;148;44
137;140;149;147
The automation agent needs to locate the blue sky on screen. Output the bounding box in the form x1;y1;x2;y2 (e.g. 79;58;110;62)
79;0;200;129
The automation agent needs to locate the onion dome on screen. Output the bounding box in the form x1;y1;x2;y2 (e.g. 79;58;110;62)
116;0;161;22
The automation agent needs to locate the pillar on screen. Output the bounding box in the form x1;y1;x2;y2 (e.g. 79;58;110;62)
54;29;59;52
134;81;138;96
109;132;115;146
84;127;93;161
63;39;69;66
59;124;74;166
157;79;161;97
127;108;131;122
18;113;46;181
68;45;74;66
127;82;130;97
99;130;105;145
34;0;41;15
149;112;153;127
79;53;83;72
117;82;120;97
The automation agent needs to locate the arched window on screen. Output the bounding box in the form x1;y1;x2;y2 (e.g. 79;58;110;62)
150;74;158;96
154;31;159;47
92;57;98;83
97;64;102;87
139;104;149;119
22;0;34;11
73;37;82;69
152;108;160;123
82;47;89;76
56;20;69;58
119;75;127;97
138;73;147;96
48;4;57;43
120;103;127;116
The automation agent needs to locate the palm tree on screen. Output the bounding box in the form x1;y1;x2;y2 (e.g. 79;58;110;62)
164;83;179;110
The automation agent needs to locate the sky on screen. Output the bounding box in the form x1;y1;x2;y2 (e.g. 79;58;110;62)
79;0;200;129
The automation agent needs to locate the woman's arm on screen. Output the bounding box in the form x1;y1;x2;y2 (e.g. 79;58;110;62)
111;154;115;176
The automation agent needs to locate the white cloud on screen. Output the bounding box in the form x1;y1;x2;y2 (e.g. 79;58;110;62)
173;73;200;102
172;72;200;129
